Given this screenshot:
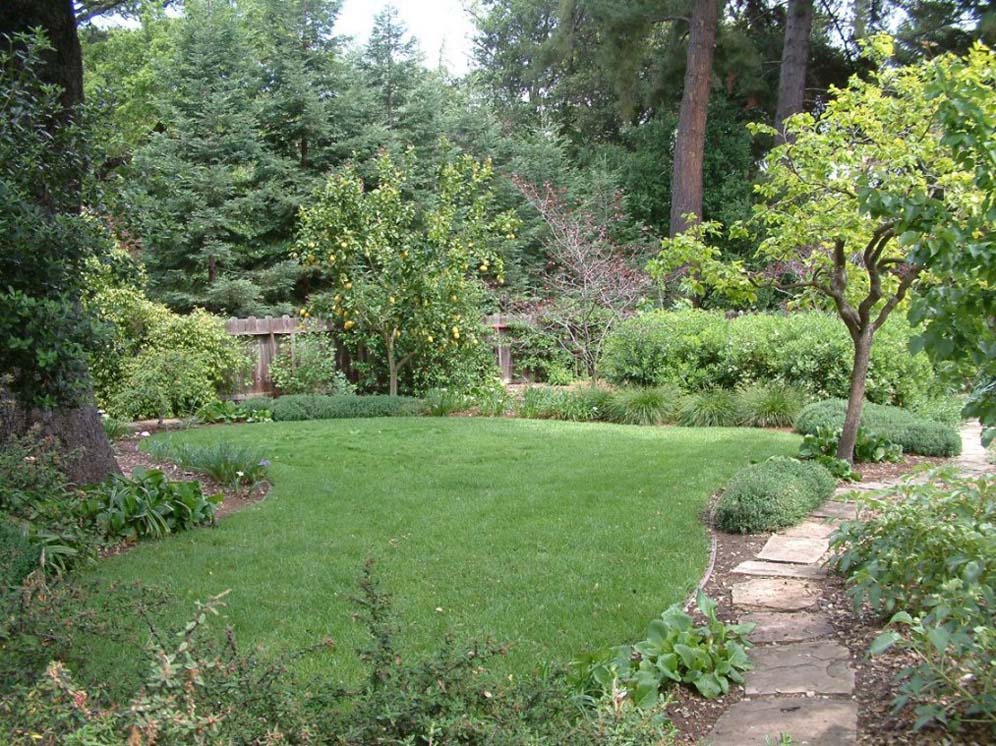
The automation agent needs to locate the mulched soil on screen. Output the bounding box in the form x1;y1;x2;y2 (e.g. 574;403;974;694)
666;452;990;745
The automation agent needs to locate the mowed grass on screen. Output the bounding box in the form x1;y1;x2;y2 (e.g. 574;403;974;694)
80;417;798;691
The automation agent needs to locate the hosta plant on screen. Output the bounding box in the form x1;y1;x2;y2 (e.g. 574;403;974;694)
571;590;754;707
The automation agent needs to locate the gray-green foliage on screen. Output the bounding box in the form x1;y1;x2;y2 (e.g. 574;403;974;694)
270;394;426;421
794;399;961;457
716;457;836;533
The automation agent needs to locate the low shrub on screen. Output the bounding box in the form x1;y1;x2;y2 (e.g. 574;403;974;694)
908;394;965;427
678;389;740;427
602;310;936;405
736;383;807;428
517;386;611;422
571;590;754;706
608;386;681;425
470;380;514;417
145;440;270;488
240;396;274;414
82;467;221;540
831;473;995;732
270;394;426;421
716;457;836;533
794;399;961;457
0;520;40;591
108;348;217;421
268;329;354;396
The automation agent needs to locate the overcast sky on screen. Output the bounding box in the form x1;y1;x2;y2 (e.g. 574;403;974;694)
336;0;476;75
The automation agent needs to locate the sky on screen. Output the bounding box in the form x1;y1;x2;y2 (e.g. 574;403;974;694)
336;0;476;75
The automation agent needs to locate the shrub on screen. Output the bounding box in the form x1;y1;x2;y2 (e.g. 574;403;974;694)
736;383;807;428
145;440;270;488
831;473;995;732
908;394;966;427
82;468;221;540
195;400;272;424
108;349;216;421
608;386;681;425
0;520;40;591
794;399;961;456
100;415;129;441
240;396;274;414
470;380;513;417
602;310;936;405
270;394;426;422
268;329;353;395
716;457;836;533
678;389;740;427
424;387;472;416
516;386;611;422
571;590;754;706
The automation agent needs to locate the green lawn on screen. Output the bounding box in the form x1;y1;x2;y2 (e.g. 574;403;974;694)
81;417;798;691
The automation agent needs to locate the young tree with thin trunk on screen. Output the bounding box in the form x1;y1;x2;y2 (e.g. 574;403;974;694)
652;36;992;462
669;0;722;237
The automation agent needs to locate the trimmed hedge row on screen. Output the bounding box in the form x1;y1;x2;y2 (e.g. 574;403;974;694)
794;399;962;457
716;458;836;534
602;310;935;406
247;394;428;422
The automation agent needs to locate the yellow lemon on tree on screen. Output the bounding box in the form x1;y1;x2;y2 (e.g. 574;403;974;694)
344;320;355;330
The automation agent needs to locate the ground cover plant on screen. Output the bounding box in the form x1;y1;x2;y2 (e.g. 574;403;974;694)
716;457;836;533
795;399;961;457
831;472;995;733
76;417;799;696
270;393;427;421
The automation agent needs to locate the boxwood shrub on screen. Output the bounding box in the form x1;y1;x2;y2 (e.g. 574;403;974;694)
716;457;836;534
271;394;427;421
602;310;936;405
794;399;961;457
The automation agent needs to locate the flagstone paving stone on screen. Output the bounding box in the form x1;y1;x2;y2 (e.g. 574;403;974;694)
745;641;854;696
731;578;820;611
706;697;857;745
742;611;835;644
732;559;827;580
757;534;829;564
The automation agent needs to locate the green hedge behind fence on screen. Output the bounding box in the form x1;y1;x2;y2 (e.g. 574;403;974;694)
602;310;935;405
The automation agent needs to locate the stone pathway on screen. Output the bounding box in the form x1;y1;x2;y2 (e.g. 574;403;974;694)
705;423;992;746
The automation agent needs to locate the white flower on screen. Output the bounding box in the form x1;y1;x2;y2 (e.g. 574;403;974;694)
140;431;151;437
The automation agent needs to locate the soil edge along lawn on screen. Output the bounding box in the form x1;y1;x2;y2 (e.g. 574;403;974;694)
81;417;799;692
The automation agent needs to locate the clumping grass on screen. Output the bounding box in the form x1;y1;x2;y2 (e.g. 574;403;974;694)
609;385;682;425
679;390;741;427
736;383;808;428
80;418;798;696
145;439;269;488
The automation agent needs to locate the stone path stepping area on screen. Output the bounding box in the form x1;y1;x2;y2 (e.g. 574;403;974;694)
705;423;991;745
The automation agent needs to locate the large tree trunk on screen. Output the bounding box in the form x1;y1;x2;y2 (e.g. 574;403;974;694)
837;328;873;463
669;0;722;237
0;0;119;485
774;0;813;145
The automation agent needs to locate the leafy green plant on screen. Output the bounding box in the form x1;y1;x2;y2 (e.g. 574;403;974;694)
145;440;269;489
609;386;681;425
470;380;513;417
799;426;902;464
831;473;995;732
736;383;807;428
195;400;272;424
571;590;754;707
678;389;740;427
424;387;472;416
716;457;836;533
100;415;129;440
795;399;961;457
0;520;40;591
108;348;217;421
268;329;354;396
82;468;221;540
812;455;861;481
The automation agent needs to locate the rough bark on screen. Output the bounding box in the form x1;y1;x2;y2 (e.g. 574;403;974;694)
774;0;814;145
1;397;119;486
669;0;722;237
0;0;119;484
837;329;872;463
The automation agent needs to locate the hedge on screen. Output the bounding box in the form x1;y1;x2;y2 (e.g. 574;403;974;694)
271;394;427;421
716;458;836;534
602;310;936;405
794;399;962;457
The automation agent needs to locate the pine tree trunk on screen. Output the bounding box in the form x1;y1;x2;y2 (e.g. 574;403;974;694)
774;0;813;145
669;0;722;237
0;0;119;485
837;328;873;463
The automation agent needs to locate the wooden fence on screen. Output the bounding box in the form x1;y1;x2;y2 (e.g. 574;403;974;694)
227;314;527;398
